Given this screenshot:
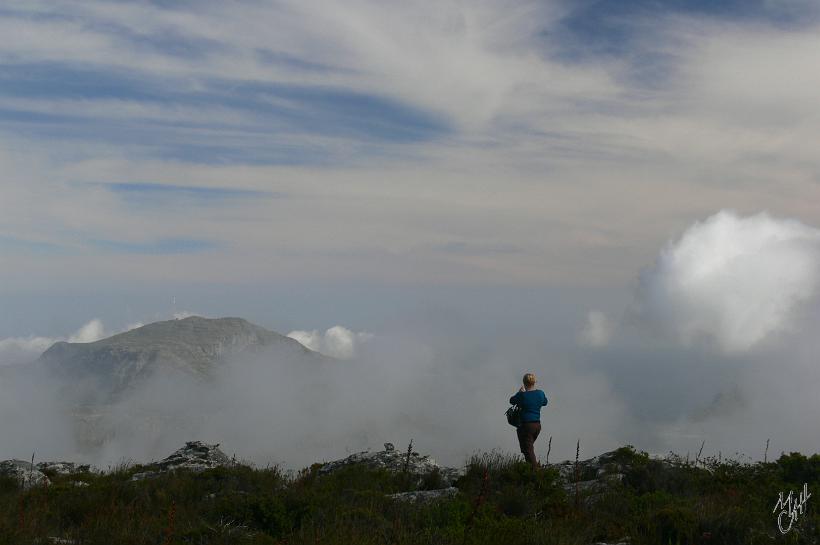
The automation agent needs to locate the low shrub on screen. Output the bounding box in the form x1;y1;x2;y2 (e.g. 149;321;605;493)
1;445;818;544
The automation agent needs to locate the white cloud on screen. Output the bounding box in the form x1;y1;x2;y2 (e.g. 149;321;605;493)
0;317;157;366
636;210;820;352
67;318;105;343
579;310;613;348
287;326;374;359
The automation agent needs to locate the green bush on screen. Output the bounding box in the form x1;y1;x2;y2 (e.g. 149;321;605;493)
1;445;819;544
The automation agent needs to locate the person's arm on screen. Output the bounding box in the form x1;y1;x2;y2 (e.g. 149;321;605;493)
510;391;521;405
542;391;548;406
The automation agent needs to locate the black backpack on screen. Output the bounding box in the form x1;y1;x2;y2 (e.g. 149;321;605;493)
505;404;521;428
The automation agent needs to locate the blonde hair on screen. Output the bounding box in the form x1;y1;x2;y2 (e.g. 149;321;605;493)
523;373;536;388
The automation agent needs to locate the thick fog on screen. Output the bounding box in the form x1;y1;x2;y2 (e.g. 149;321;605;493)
1;210;818;469
0;314;630;470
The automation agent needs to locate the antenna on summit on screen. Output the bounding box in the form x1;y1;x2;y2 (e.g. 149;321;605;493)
172;295;177;318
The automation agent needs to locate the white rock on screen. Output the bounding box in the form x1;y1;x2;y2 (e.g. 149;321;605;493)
0;459;50;489
38;461;96;475
387;487;459;502
318;442;463;486
131;441;233;481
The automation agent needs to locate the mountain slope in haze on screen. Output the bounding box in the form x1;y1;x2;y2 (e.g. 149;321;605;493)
37;316;330;397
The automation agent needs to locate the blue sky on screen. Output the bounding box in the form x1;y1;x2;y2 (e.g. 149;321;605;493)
0;62;449;164
1;0;820;329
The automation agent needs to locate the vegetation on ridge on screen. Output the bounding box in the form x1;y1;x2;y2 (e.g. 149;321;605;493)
1;445;818;544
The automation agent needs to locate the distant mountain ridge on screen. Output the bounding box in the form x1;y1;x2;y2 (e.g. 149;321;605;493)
37;316;328;397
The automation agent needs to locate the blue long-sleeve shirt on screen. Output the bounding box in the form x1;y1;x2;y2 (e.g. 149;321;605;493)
509;389;548;423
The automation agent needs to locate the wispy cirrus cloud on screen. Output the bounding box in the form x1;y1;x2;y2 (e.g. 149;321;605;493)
89;238;217;255
101;182;281;208
3;0;820;291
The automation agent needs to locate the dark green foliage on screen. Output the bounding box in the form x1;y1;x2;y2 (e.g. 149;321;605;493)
777;452;820;486
2;446;820;544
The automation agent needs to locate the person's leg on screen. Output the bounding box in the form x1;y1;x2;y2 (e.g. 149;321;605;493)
516;425;528;457
519;423;538;467
530;423;542;468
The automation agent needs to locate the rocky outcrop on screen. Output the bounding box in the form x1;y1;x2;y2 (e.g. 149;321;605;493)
319;442;463;487
0;459;50;488
552;450;628;497
0;458;98;489
37;461;95;475
550;448;674;506
132;441;234;480
2;442;234;484
387;486;459;503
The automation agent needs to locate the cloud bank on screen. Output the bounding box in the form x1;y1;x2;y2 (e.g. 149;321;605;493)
0;318;107;367
0;318;150;367
85;327;630;469
4;210;819;469
578;209;820;460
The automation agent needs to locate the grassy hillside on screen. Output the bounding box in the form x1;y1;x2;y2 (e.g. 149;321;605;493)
2;446;818;544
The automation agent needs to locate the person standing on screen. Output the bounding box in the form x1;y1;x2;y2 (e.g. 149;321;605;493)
509;373;548;468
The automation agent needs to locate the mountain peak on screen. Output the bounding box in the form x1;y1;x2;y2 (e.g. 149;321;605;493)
38;316;328;398
91;315;267;344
